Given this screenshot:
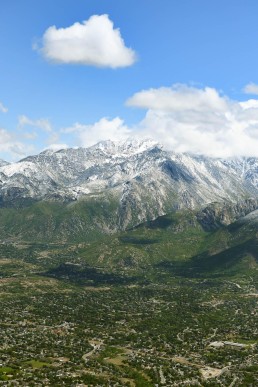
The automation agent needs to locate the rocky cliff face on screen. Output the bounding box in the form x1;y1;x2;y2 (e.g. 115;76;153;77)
196;198;258;231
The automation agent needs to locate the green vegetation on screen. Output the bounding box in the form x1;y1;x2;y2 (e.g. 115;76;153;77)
0;196;120;243
24;360;51;369
0;206;257;385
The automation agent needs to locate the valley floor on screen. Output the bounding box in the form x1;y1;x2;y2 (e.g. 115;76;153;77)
0;242;257;386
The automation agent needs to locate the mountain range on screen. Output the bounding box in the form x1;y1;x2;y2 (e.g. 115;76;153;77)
0;139;258;243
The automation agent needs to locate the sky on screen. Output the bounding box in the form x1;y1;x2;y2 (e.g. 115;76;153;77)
1;0;258;161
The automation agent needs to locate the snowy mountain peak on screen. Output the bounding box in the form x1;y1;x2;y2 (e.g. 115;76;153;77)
90;138;160;156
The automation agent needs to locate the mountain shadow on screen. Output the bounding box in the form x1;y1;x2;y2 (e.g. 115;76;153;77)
42;262;137;286
156;237;258;277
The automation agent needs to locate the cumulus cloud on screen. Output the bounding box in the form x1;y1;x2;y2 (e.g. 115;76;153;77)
39;14;136;68
0;128;34;160
0;102;8;113
44;143;68;152
4;84;258;160
61;117;131;147
18;115;52;132
243;82;258;95
127;84;228;112
127;84;258;158
0;128;13;148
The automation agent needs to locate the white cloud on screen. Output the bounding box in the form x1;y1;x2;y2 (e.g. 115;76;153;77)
46;131;59;144
126;84;258;158
18;115;52;132
44;132;69;152
0;128;34;160
39;14;136;68
4;84;258;161
243;82;258;95
127;84;228;112
0;128;12;146
44;143;68;152
62;117;131;147
23;131;38;140
0;102;8;113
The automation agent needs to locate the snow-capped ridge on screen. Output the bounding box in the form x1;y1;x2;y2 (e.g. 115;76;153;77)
90;138;160;157
0;161;38;178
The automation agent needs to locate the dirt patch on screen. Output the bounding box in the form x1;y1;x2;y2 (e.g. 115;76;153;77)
172;356;226;380
83;286;111;291
106;357;126;366
200;366;225;379
120;377;135;386
0;259;13;264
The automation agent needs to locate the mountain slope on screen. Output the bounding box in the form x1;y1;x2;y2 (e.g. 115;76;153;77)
35;205;258;281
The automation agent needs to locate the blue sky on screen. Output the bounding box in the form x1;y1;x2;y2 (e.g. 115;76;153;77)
1;0;258;160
